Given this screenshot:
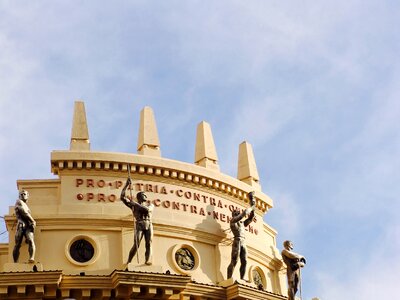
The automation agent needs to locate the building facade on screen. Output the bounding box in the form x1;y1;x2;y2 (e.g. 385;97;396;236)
0;102;287;299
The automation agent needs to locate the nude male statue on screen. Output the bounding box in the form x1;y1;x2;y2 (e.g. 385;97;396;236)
13;190;36;263
281;240;306;300
121;178;154;265
227;192;256;280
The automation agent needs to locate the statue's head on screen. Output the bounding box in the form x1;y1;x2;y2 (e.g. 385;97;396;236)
136;192;147;203
231;208;241;217
283;240;293;250
19;190;29;202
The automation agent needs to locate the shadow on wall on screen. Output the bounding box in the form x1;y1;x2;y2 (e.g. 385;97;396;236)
270;245;283;294
195;204;226;283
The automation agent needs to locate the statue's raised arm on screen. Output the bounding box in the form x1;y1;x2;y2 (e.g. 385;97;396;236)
120;178;134;208
243;192;255;227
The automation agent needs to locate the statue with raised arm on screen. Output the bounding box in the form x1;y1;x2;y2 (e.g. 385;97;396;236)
121;178;154;265
13;190;36;263
281;240;306;300
227;192;256;280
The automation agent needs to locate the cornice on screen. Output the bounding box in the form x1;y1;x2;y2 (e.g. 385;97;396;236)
110;270;191;288
247;247;283;270
60;274;112;289
0;244;8;255
154;223;226;245
51;150;273;213
184;282;226;299
3;215;133;230
263;223;278;236
16;179;60;188
0;270;288;300
226;282;287;300
0;270;62;286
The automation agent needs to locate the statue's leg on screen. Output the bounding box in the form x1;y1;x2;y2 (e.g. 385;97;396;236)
26;230;35;262
293;272;300;296
288;284;294;300
128;229;143;263
13;228;24;263
239;244;247;280
227;239;239;279
144;226;153;264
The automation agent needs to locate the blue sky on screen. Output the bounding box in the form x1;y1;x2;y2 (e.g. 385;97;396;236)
1;1;399;299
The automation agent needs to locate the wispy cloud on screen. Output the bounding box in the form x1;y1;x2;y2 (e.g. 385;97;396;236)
315;224;400;298
267;191;302;240
1;2;400;298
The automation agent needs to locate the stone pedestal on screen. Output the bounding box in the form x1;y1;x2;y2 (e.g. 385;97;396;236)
126;263;163;273
218;278;236;287
218;278;257;288
3;262;43;272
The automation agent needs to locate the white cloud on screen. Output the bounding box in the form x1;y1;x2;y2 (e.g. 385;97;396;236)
1;2;400;298
265;190;302;240
325;78;400;217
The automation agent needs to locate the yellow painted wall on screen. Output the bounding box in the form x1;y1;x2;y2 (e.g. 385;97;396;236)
1;151;285;295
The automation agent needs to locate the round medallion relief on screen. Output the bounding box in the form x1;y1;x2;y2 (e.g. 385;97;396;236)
171;244;200;274
65;235;99;266
70;239;95;263
175;247;195;270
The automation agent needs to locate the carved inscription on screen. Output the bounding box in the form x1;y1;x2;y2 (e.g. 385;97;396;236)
74;178;258;235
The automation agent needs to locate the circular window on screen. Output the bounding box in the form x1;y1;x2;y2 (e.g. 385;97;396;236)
65;235;99;266
70;239;94;263
171;244;200;274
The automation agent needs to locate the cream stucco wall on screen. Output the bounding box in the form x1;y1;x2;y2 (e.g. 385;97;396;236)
1;150;285;295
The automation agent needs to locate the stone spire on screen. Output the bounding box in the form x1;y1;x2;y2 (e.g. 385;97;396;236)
137;106;161;156
237;141;260;189
70;101;90;151
195;121;219;171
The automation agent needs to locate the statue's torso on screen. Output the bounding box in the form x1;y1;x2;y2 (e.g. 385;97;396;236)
132;202;154;230
230;221;245;240
14;199;31;226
